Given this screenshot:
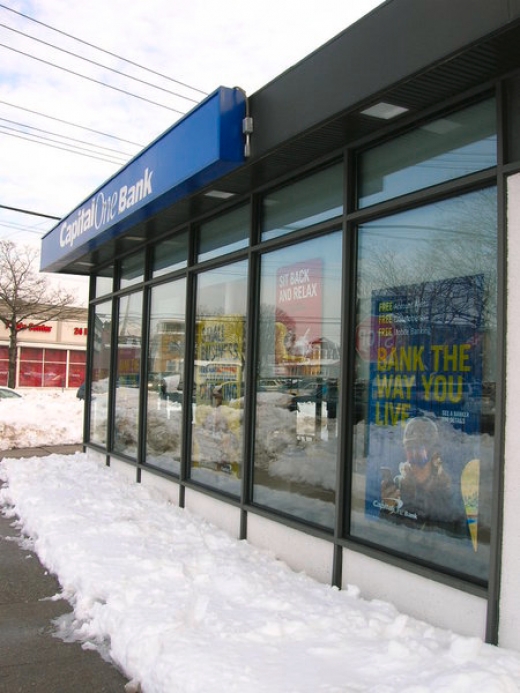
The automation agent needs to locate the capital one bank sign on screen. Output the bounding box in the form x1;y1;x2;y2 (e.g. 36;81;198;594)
41;87;246;273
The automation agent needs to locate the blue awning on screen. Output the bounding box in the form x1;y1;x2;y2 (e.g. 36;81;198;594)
41;86;246;272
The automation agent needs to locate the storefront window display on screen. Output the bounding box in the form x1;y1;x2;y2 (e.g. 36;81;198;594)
0;346;8;385
89;300;112;446
190;260;248;495
253;231;343;528
146;279;187;474
350;187;497;583
68;350;86;388
113;291;143;456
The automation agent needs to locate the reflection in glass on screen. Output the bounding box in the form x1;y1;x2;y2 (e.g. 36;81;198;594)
253;232;342;528
190;261;248;495
120;251;145;289
89;300;112;446
262;164;343;241
198;205;249;261
113;291;143;457
358;99;496;208
153;233;188;277
146;280;186;475
95;267;113;297
351;188;497;583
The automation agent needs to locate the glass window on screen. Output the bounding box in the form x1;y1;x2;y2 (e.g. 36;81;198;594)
350;187;497;583
358;99;497;208
120;251;145;289
69;350;86;364
262;164;343;241
198;205;249;262
90;301;112;447
43;363;66;387
190;260;248;495
253;231;343;529
45;349;67;363
0;346;7;386
146;280;186;475
113;292;143;457
19;347;43;387
152;232;188;277
95;266;113;297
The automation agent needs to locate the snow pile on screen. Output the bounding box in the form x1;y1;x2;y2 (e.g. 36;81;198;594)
1;453;520;693
0;389;83;449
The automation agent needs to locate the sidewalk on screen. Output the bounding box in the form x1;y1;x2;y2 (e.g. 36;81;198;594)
0;446;130;693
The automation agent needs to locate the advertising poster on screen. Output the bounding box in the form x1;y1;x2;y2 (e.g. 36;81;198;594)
275;258;323;365
364;274;485;552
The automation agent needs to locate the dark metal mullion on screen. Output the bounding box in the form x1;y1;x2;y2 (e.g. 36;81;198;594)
136;284;152;482
82;275;96;449
106;287;120;459
179;228;198;507
240;196;261;539
333;150;359;587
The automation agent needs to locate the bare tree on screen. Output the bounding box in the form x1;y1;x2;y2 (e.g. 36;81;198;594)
0;240;78;388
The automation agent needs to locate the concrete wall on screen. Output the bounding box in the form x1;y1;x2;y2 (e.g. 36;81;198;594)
499;173;520;649
342;548;487;638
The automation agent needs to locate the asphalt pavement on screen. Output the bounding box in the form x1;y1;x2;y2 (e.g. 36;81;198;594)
0;445;130;693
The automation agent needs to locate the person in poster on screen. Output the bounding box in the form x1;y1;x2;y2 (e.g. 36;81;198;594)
379;416;469;537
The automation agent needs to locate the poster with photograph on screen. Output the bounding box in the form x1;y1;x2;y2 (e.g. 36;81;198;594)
275;259;323;365
364;275;485;552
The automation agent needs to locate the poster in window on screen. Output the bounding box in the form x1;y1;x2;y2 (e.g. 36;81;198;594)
364;275;485;553
275;259;323;365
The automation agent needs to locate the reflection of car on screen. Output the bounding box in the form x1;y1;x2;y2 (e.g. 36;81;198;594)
293;380;324;404
0;386;22;400
257;379;284;392
76;382;86;400
160;374;182;402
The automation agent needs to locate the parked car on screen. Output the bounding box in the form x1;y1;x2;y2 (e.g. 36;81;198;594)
0;386;22;399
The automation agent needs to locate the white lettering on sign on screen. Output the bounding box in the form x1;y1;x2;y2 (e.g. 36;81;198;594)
59;167;154;250
118;168;153;213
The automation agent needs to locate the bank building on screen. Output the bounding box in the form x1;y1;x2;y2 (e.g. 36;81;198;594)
41;0;520;649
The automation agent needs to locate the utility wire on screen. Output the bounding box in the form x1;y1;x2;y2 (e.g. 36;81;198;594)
0;115;135;157
0;203;60;220
0;2;208;97
0;22;201;105
0;99;145;147
0;123;128;162
0;42;186;114
0;221;47;236
0;127;127;165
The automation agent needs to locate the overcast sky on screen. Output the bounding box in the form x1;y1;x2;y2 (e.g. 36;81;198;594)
0;0;385;303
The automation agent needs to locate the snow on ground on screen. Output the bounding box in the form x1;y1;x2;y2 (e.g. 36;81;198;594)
1;390;520;692
0;388;83;449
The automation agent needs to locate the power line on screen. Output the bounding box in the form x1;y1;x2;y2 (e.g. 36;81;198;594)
0;115;135;158
0;122;128;162
0;2;208;97
0;21;201;105
0;204;60;220
0;222;47;238
0;42;186;114
0;98;144;147
0;127;127;165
